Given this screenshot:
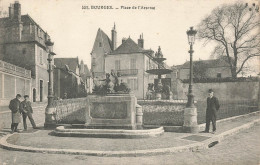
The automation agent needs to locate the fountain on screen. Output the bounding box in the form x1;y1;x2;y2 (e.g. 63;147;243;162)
146;46;173;100
53;72;164;138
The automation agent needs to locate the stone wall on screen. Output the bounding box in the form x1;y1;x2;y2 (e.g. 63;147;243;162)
138;99;259;126
138;100;186;126
173;81;259;101
196;99;259;124
54;98;88;124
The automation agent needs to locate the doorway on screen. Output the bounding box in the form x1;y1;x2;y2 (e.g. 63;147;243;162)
33;88;36;102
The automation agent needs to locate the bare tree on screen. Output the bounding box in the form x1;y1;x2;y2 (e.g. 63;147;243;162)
197;2;260;78
193;61;208;79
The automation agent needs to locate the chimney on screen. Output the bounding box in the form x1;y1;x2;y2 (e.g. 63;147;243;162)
122;37;127;44
138;33;144;48
9;4;14;19
13;1;21;22
111;23;117;51
80;60;84;74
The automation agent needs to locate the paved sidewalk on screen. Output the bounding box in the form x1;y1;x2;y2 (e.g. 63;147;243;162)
0;111;259;157
0;103;46;130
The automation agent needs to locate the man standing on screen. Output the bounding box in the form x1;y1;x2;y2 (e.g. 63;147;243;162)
9;94;22;133
204;89;220;134
20;95;37;130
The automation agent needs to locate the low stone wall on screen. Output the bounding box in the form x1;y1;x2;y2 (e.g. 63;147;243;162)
52;97;259;126
196;99;259;124
138;99;259;126
138;100;186;126
54;98;88;124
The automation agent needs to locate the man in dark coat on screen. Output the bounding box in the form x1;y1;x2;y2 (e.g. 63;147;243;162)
20;95;36;130
204;89;220;134
9;94;22;133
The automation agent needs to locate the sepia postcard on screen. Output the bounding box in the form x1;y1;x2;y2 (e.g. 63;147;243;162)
0;0;259;164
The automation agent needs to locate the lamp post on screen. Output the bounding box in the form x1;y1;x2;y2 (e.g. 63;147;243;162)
44;39;56;128
183;26;199;133
186;27;197;108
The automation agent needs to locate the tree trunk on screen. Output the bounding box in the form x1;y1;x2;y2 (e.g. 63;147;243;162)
231;67;237;78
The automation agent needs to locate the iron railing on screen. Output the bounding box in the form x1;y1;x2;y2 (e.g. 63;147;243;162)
116;69;138;76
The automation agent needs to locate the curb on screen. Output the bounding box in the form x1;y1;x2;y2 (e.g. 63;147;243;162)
163;111;260;132
199;110;260;130
0;115;259;157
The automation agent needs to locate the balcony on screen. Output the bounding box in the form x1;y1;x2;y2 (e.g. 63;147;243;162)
0;60;31;79
116;69;138;76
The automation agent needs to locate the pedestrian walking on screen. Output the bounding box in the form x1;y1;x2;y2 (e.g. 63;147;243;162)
9;94;22;133
20;95;37;130
204;89;220;134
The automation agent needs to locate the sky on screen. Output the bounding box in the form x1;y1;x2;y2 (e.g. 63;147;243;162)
0;0;257;69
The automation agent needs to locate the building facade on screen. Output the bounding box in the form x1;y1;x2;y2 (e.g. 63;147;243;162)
177;57;232;80
91;24;160;99
0;2;51;102
54;58;82;99
0;60;31;105
79;60;93;94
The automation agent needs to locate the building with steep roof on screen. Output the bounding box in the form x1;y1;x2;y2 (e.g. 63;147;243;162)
0;2;52;102
91;25;162;99
53;57;87;99
90;28;113;78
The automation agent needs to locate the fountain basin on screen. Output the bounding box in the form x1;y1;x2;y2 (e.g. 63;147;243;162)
52;126;164;138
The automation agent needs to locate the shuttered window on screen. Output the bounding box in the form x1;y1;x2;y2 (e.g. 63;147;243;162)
127;78;138;90
130;58;136;69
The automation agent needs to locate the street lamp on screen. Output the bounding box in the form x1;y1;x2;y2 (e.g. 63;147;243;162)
44;38;56;128
186;27;197;108
183;26;199;133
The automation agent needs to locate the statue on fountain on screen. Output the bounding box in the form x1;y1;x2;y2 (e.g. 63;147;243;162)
162;84;173;100
93;72;131;95
146;83;154;100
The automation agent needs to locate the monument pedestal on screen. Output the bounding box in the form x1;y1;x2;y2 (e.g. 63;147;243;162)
44;106;57;128
183;107;199;133
85;93;137;129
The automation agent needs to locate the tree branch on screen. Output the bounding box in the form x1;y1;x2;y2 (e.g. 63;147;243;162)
236;54;260;74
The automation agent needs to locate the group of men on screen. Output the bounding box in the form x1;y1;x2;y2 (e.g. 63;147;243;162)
9;94;37;133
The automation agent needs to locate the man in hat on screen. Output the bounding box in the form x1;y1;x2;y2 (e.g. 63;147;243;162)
9;94;22;133
204;89;220;134
20;95;36;130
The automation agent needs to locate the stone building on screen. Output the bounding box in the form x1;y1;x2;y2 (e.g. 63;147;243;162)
79;60;93;94
168;57;232;99
91;24;160;99
0;2;52;102
176;57;232;80
54;57;82;99
0;60;31;105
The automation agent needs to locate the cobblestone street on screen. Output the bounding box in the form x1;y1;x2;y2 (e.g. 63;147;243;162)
0;123;259;165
